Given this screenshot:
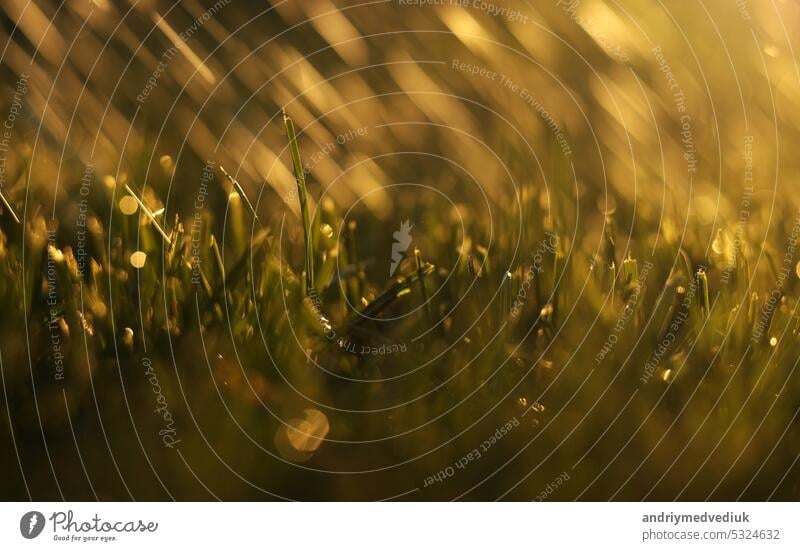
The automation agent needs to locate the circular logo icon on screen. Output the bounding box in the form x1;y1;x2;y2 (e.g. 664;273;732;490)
20;511;45;539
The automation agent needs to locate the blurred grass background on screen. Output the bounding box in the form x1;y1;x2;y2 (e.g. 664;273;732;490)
0;0;799;500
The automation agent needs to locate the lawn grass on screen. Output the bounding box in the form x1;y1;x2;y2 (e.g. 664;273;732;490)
0;113;798;501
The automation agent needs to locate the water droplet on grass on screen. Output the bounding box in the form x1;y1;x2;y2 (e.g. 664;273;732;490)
119;195;138;215
712;229;725;254
159;155;174;174
130;251;147;268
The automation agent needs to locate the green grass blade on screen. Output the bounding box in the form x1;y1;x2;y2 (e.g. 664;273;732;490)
124;183;172;246
0;185;20;224
219;165;260;223
283;109;314;294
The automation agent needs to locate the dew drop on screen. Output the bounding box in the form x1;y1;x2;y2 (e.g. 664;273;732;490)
122;327;134;348
712;229;725;255
130;251;147;269
119;195;138;215
159;155;174;174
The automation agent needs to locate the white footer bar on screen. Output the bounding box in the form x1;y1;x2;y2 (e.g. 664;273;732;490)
2;502;797;550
